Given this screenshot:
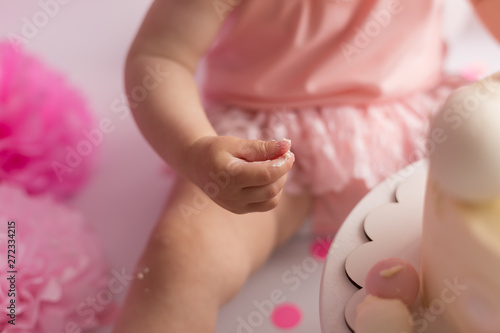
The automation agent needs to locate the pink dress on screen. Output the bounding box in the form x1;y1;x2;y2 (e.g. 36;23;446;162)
201;0;465;235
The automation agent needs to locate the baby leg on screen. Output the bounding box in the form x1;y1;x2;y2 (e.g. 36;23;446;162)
112;177;311;333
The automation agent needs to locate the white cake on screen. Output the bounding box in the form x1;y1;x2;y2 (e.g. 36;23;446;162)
354;72;500;333
420;72;500;333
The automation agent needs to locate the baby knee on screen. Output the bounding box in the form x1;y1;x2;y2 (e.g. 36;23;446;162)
149;226;252;304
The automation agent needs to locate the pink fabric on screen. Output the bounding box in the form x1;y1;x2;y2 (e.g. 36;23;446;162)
203;0;445;108
207;75;467;234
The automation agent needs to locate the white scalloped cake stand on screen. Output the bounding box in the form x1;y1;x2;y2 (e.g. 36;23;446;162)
319;160;427;333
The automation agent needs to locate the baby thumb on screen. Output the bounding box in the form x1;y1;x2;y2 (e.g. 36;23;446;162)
239;138;291;162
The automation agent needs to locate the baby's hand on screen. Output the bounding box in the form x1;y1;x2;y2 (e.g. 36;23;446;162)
186;136;295;214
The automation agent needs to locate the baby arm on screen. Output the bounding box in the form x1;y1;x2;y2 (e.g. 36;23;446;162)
126;0;295;214
469;0;500;42
126;0;223;173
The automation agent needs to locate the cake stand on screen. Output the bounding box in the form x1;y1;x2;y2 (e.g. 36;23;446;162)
319;160;427;333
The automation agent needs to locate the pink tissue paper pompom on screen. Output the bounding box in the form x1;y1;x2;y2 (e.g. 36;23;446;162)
0;183;118;332
0;41;96;198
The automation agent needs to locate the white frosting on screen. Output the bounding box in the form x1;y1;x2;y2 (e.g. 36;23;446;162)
355;295;414;333
421;72;500;332
271;151;293;167
421;182;500;332
458;279;500;333
429;72;500;201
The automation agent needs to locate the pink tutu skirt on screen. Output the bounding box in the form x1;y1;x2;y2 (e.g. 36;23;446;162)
205;75;467;235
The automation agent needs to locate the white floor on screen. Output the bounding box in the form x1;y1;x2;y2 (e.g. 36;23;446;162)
1;1;499;332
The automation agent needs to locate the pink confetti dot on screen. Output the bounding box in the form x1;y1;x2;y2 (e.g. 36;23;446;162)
310;237;332;261
271;303;302;329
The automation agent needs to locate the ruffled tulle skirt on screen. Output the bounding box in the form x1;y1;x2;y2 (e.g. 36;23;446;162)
205;75;467;234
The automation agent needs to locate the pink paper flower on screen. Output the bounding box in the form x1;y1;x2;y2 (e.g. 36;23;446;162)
0;41;96;198
0;183;117;332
